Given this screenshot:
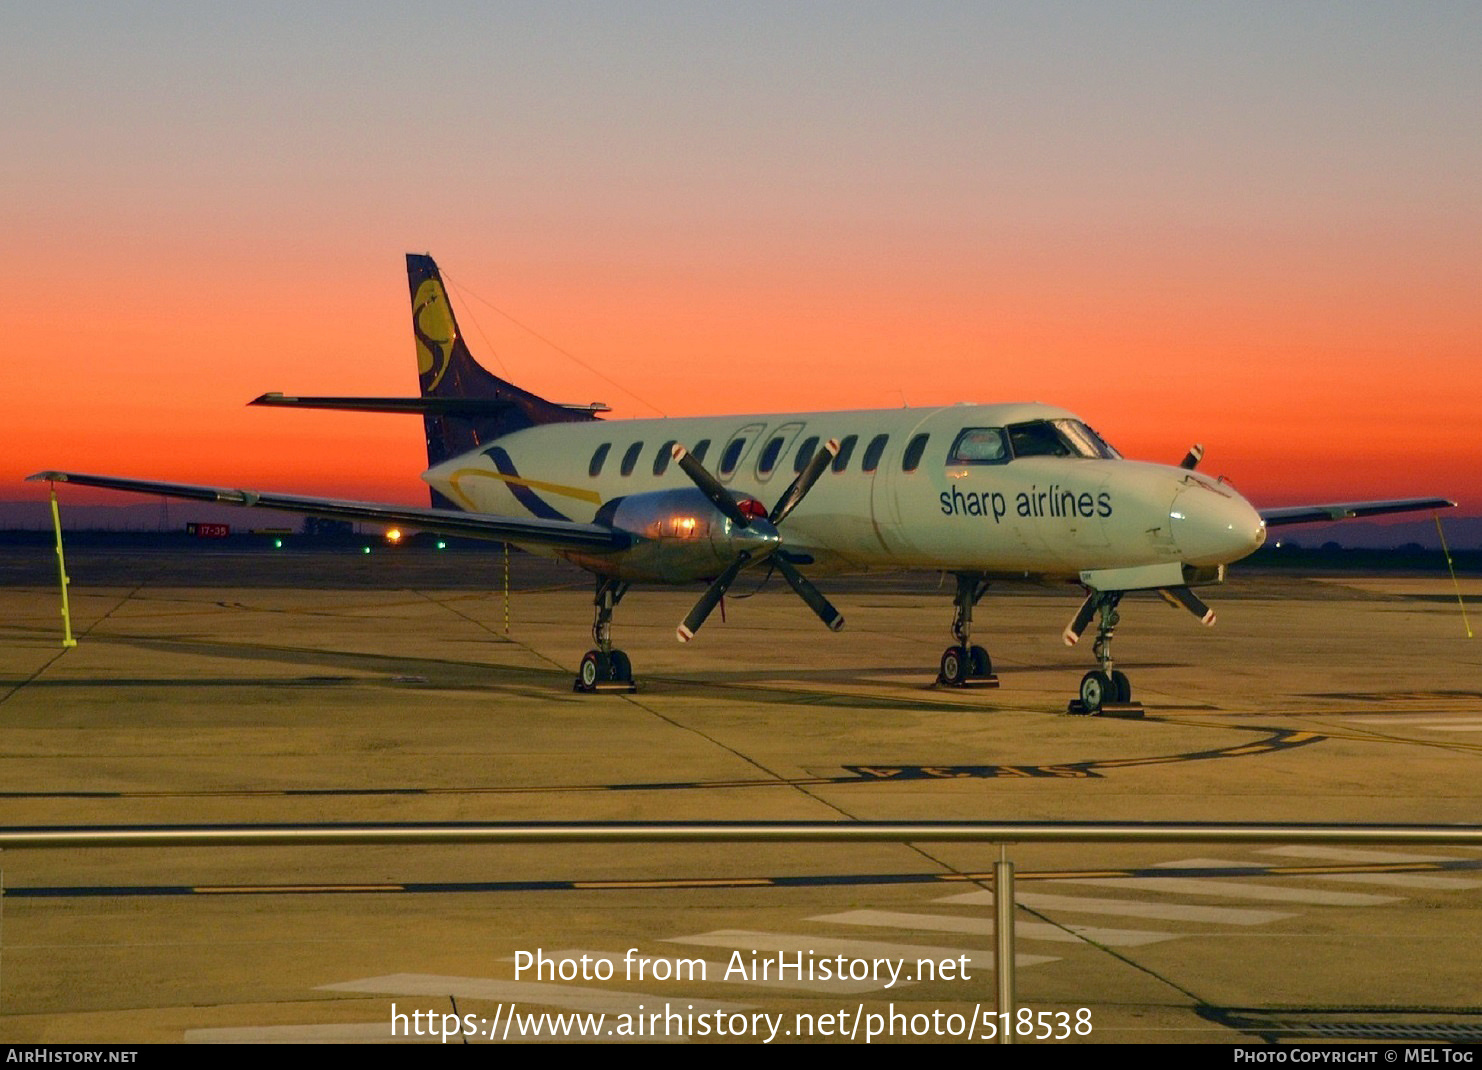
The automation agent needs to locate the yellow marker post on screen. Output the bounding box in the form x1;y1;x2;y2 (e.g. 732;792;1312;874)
503;542;510;635
49;485;78;648
1435;514;1473;639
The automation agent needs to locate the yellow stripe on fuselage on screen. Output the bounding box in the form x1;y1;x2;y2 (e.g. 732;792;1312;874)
449;467;604;511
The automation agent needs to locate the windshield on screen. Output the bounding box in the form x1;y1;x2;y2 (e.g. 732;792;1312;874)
1005;419;1121;460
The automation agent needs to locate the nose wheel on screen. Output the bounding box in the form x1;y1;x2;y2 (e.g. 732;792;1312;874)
574;579;637;693
936;574;998;688
1065;591;1143;717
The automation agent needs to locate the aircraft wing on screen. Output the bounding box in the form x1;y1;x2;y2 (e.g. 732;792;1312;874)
26;471;631;552
1259;498;1456;528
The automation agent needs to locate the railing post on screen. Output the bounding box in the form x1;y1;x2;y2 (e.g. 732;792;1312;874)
995;843;1015;1044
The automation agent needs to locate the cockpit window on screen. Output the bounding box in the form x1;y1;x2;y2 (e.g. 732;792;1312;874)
1055;419;1121;459
1006;421;1072;458
1005;419;1120;460
948;428;1009;464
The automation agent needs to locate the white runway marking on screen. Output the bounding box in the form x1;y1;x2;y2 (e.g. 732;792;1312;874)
1260;846;1467;864
666;930;1061;972
1345;716;1482;732
808;909;1177;946
1046;869;1400;906
1291;872;1482;890
317;973;753;1014
664;928;1057;970
936;889;1295;926
186;1023;433;1044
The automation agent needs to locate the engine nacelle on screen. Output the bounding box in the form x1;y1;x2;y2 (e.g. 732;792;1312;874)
571;488;780;583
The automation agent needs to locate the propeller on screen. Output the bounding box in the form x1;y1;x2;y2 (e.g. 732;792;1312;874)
1062;591;1099;646
1179;443;1204;470
1158;585;1217;626
1063;584;1216;646
674;439;843;642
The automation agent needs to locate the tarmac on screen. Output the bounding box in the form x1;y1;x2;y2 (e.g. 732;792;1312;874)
1;546;1480;1045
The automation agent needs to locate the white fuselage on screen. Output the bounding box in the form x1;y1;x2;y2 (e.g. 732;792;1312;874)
423;402;1266;582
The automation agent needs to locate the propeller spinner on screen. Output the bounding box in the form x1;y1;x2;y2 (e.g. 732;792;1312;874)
673;439;844;641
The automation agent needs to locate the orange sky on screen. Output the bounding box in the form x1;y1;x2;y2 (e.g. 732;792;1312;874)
4;6;1478;514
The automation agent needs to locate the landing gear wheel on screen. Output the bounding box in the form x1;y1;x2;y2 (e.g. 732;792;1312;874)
939;645;969;686
1079;670;1112;713
576;649;607;692
609;649;633;684
1110;669;1132;705
969;645;992;678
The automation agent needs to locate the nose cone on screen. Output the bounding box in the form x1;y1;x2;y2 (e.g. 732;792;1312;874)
718;516;781;558
1169;479;1266;566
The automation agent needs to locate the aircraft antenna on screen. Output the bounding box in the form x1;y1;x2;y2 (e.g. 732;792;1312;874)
442;269;668;418
1434;513;1473;638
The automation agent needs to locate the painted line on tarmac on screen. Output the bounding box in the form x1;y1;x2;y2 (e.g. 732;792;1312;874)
11;856;1481;900
0;726;1325;800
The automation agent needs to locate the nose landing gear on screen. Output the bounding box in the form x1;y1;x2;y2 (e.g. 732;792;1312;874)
1064;590;1143;718
575;578;637;693
937;573;999;688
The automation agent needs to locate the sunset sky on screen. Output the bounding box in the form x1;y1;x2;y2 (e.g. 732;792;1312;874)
4;3;1479;513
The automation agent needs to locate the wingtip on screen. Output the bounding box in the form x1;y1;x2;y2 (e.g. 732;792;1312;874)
26;471;65;483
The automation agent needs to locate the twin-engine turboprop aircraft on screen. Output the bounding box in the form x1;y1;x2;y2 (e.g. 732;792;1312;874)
32;254;1455;713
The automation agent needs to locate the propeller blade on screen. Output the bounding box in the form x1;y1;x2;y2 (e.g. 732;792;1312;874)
1062;592;1098;646
672;444;751;529
1158;586;1217;626
769;438;840;526
774;557;845;631
677;555;750;642
1179;443;1204;470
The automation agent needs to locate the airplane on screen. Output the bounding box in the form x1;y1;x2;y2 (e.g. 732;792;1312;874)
31;254;1456;714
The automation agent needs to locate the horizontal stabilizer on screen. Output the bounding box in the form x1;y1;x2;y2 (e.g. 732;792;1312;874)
250;393;608;417
28;471;631;553
1260;498;1456;527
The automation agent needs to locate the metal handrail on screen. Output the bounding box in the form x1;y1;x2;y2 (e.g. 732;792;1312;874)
5;821;1482;849
5;821;1480;1044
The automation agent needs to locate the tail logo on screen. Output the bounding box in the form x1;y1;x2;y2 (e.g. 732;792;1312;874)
412;279;455;392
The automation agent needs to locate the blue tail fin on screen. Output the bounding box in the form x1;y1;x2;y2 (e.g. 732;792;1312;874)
407;254;595;473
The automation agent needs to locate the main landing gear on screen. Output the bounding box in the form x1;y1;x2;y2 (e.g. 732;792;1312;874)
1063;591;1142;718
936;573;999;688
575;578;637;693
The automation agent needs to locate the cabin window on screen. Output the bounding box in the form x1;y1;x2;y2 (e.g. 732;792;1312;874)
832;434;858;473
793;435;820;473
948;428;1009;465
691;438;711;464
653;440;677;477
589;443;612;477
758;436;785;475
902;433;929;472
620;442;644;477
719;437;747;476
861;433;889;473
